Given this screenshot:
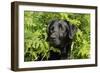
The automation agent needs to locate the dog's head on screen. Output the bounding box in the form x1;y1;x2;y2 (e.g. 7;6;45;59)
47;19;77;48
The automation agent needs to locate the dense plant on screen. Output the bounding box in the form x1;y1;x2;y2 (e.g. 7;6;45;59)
24;11;90;61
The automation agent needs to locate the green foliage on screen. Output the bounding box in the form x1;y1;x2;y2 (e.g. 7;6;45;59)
24;11;90;61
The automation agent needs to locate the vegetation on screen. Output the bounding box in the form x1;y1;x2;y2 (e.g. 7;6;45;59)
24;11;90;61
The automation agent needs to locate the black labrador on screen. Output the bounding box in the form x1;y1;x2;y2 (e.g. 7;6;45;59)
47;19;77;60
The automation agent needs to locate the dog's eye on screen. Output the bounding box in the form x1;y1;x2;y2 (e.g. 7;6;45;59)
59;24;62;28
50;26;54;33
50;27;54;31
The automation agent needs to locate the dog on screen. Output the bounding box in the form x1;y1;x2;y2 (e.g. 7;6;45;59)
47;19;77;60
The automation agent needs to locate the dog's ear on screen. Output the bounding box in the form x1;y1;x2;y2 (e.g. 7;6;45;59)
47;19;55;29
68;24;77;39
46;19;56;41
63;20;77;39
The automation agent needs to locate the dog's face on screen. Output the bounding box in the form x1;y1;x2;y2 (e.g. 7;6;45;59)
47;19;77;48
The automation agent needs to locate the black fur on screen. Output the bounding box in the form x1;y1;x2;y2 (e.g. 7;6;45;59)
47;19;77;60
